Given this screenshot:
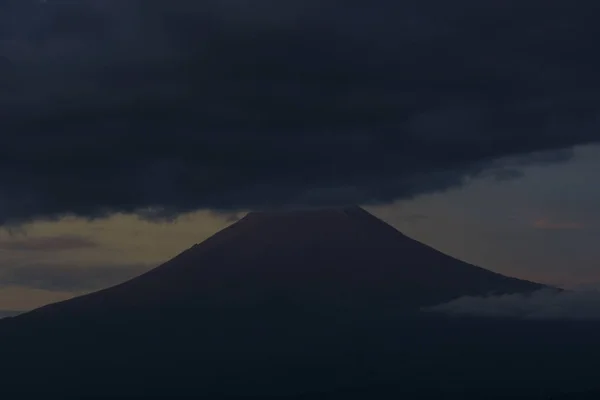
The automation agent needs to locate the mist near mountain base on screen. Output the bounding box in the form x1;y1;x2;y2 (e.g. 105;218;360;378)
424;288;600;320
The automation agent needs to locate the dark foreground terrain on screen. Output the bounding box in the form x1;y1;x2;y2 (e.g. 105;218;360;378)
1;307;600;398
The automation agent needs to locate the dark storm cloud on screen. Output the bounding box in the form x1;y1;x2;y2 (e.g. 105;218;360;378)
1;0;600;223
0;234;96;251
0;263;151;292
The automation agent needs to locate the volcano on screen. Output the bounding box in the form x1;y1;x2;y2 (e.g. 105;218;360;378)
9;206;544;322
8;206;592;398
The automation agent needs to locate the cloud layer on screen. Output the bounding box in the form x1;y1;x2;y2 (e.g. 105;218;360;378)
1;0;600;223
425;288;600;320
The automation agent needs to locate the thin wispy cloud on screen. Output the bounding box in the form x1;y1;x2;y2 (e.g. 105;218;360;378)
0;263;151;292
0;234;97;251
532;218;584;230
401;213;430;224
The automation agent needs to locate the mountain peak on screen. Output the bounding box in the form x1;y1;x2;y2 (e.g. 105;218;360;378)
235;205;397;241
243;205;368;219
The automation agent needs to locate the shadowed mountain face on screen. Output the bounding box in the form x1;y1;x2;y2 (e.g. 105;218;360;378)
12;206;543;321
6;207;598;398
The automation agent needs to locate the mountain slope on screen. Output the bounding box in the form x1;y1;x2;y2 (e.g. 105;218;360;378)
10;206;545;322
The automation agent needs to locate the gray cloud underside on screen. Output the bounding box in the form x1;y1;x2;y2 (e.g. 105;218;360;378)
1;0;599;223
424;289;600;321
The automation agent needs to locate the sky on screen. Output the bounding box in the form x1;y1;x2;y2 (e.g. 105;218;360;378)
1;1;600;312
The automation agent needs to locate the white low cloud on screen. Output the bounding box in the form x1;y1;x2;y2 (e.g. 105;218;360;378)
0;310;22;319
424;288;600;320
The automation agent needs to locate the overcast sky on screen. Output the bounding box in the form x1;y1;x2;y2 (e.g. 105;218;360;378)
1;0;599;311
